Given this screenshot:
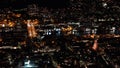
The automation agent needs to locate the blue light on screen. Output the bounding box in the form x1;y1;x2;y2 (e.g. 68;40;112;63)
24;60;38;68
25;64;33;67
25;60;30;65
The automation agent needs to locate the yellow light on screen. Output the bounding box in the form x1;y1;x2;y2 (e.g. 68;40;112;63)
92;40;98;51
4;19;7;22
23;20;27;24
67;26;72;31
16;14;21;17
33;19;39;25
0;38;2;42
8;22;15;27
13;13;21;17
27;20;37;38
90;34;95;38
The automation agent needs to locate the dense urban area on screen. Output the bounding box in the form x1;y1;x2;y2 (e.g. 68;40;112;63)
0;0;120;68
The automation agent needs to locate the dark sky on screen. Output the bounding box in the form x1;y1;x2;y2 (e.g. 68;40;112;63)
0;0;70;9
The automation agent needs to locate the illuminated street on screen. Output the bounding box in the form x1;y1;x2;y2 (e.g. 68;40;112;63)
0;0;120;68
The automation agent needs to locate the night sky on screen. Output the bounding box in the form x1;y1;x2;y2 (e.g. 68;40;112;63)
0;0;70;9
